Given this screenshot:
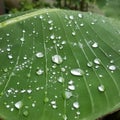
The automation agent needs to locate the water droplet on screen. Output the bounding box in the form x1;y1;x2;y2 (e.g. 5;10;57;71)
80;23;84;27
64;91;72;99
48;20;53;24
52;55;63;64
50;34;55;40
44;97;49;103
3;68;8;73
98;85;105;92
36;69;44;75
92;42;98;48
15;101;23;109
72;32;76;36
27;89;32;94
58;77;64;83
73;102;79;109
20;37;24;42
8;54;13;59
78;13;82;18
23;110;29;117
87;61;93;67
68;85;75;91
71;68;84;76
36;52;44;58
63;114;67;120
94;58;101;65
69;15;74;20
109;65;116;71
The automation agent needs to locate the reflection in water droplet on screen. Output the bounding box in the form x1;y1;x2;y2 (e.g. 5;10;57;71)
94;58;101;65
15;101;23;109
109;65;116;71
36;52;44;58
52;55;63;64
87;61;93;67
98;85;105;92
73;102;79;109
71;68;84;76
92;42;98;48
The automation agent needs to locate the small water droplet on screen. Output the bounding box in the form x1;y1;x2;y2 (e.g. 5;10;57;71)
94;58;101;65
23;110;29;117
15;101;23;109
87;61;93;67
69;15;74;20
73;102;79;109
48;20;53;24
80;23;84;27
36;52;44;58
92;42;98;48
68;85;75;91
58;77;64;83
36;69;44;75
98;85;105;92
44;97;49;103
52;55;63;64
63;114;67;120
71;68;84;76
8;54;13;59
20;37;24;42
72;32;76;36
64;91;72;99
78;13;82;18
108;65;116;71
50;34;55;40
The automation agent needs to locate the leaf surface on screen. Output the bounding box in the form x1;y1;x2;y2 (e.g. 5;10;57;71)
0;9;120;120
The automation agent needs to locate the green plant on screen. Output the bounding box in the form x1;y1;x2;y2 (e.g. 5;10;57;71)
0;9;120;120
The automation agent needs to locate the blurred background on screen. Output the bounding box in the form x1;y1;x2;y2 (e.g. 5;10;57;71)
0;0;120;20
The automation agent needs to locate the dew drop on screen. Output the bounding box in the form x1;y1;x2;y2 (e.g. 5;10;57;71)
98;85;105;92
36;52;44;58
20;37;24;42
78;13;82;18
108;65;116;71
92;42;98;48
8;54;13;59
52;55;63;64
72;32;76;36
80;23;84;27
23;110;29;117
36;69;44;75
68;85;75;91
63;114;67;120
50;34;55;40
94;58;101;65
44;97;49;103
15;101;23;109
58;77;64;83
69;15;74;20
64;91;72;99
73;102;79;109
71;68;84;76
87;61;93;67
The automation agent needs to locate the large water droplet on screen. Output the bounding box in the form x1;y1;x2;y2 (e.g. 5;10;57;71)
50;34;55;40
108;65;116;71
8;54;13;59
73;102;79;109
36;52;44;58
15;101;23;109
52;55;63;64
71;68;84;76
98;85;105;92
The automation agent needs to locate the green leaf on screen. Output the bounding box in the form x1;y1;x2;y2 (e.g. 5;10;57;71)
0;9;120;120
